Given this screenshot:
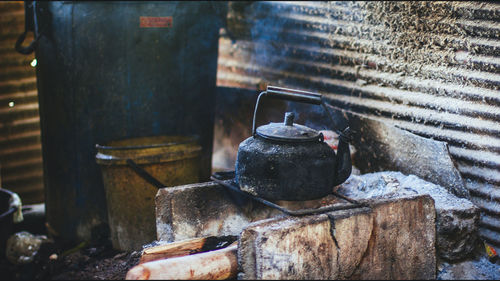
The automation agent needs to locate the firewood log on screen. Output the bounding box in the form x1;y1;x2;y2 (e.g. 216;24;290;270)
126;242;238;280
139;235;237;264
140;237;206;264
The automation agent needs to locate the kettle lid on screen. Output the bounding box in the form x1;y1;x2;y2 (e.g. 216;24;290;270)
255;112;323;143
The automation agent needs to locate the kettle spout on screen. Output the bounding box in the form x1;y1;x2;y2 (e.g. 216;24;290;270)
333;127;352;186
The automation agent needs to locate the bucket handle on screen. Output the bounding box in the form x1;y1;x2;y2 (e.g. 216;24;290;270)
126;159;165;189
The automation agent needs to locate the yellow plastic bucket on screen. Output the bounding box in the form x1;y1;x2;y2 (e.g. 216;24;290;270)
96;135;201;251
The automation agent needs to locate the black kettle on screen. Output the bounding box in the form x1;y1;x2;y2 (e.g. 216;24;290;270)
235;86;352;201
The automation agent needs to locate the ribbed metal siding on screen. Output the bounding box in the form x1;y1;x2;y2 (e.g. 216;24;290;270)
0;1;44;204
217;1;500;245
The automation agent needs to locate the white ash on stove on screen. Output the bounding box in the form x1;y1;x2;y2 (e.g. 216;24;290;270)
438;256;500;280
338;171;474;210
336;171;480;262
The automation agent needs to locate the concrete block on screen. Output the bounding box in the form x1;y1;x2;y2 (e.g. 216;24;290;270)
155;181;281;242
238;195;436;280
337;171;479;261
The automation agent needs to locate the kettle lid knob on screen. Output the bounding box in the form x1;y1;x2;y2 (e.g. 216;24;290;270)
284;112;294;126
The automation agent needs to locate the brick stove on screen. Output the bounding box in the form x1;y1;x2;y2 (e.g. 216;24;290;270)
150;180;436;280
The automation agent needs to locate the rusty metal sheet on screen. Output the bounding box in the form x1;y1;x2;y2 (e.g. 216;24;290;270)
216;1;500;245
0;1;43;204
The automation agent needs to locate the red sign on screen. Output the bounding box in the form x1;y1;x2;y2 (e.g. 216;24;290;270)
140;17;173;28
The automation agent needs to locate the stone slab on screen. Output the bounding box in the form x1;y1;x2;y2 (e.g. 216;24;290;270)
238;195;436;280
324;106;469;199
337;171;479;261
155;181;282;242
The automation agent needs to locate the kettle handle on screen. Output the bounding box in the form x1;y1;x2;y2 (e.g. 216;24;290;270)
266;86;322;104
252;86;351;142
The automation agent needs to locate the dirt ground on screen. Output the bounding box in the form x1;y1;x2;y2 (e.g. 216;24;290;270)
0;237;140;280
3;232;500;280
0;203;141;280
2;234;500;280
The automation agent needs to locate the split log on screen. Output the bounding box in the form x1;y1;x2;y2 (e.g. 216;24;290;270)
139;235;237;264
126;242;238;280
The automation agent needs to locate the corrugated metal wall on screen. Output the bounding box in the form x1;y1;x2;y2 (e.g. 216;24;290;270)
216;1;500;246
0;1;44;204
